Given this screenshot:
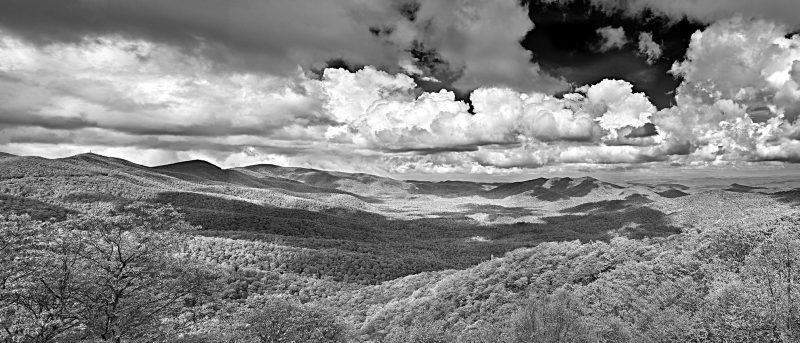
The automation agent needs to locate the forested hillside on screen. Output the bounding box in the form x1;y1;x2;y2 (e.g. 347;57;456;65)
2;153;800;342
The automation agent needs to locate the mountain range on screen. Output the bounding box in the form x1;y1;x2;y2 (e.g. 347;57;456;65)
1;152;796;226
3;152;800;340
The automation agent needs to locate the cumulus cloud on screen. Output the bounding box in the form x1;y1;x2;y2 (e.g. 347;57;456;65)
584;79;656;131
300;18;800;170
352;0;568;93
647;18;800;164
4;15;800;174
0;31;338;166
314;67;661;153
595;26;628;52
0;0;565;96
0;28;662;171
637;32;662;64
670;17;800;122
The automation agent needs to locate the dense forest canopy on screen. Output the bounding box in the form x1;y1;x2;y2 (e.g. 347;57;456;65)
1;153;800;342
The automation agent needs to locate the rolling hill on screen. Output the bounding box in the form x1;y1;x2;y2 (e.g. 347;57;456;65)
3;152;800;341
2;152;795;230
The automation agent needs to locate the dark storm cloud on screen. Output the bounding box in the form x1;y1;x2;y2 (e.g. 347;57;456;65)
0;0;572;102
579;0;800;28
0;114;336;140
0;0;396;75
383;145;481;154
0;111;97;130
352;0;569;93
1;125;317;156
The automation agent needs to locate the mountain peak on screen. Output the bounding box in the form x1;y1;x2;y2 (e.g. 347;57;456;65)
155;159;221;170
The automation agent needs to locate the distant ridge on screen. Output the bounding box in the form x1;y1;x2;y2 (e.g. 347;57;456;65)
1;153;633;194
61;152;149;170
726;183;767;193
151;159;371;200
154;159;308;189
484;178;549;199
0;151;715;203
657;189;690;198
155;159;222;173
483;177;622;201
238;163;411;196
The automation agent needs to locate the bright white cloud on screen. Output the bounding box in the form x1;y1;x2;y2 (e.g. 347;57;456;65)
595;26;628;52
637;32;662;64
648;18;800;164
670;17;800;122
0;32;328;137
585;79;656;130
3;17;800;174
314;67;656;152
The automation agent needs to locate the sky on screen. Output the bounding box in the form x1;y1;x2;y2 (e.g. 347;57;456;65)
1;0;800;179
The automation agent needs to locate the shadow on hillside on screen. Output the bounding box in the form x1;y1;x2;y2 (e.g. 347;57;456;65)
154;191;387;241
162;190;682;244
246;176;385;204
408;181;489;198
726;183;767;193
173;190;682;284
0;193;76;221
561;194;652;213
480;178;621;201
657;189;690;198
460;203;538;216
459;206;681;243
153;167;384;204
773;189;800;205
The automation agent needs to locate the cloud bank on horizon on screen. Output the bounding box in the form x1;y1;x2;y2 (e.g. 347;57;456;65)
1;0;800;175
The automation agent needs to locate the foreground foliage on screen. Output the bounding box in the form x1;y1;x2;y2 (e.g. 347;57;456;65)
352;217;800;342
4;204;800;342
2;177;800;343
0;204;215;342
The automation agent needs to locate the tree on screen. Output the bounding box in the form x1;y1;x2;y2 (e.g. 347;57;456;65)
0;215;82;343
208;296;348;343
743;217;800;342
64;204;215;343
1;203;217;343
384;321;455;343
512;287;597;343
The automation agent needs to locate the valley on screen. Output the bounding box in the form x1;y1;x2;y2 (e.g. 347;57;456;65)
2;152;800;342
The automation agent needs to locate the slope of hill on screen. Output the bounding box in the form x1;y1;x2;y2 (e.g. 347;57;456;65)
3;152;800;341
726;183;767;193
62;152;150;171
3;153;793;232
0;152;694;283
238;164;413;197
0;154;370;216
656;189;690;198
773;187;800;205
483;177;624;201
483;178;549;199
408;180;491;197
